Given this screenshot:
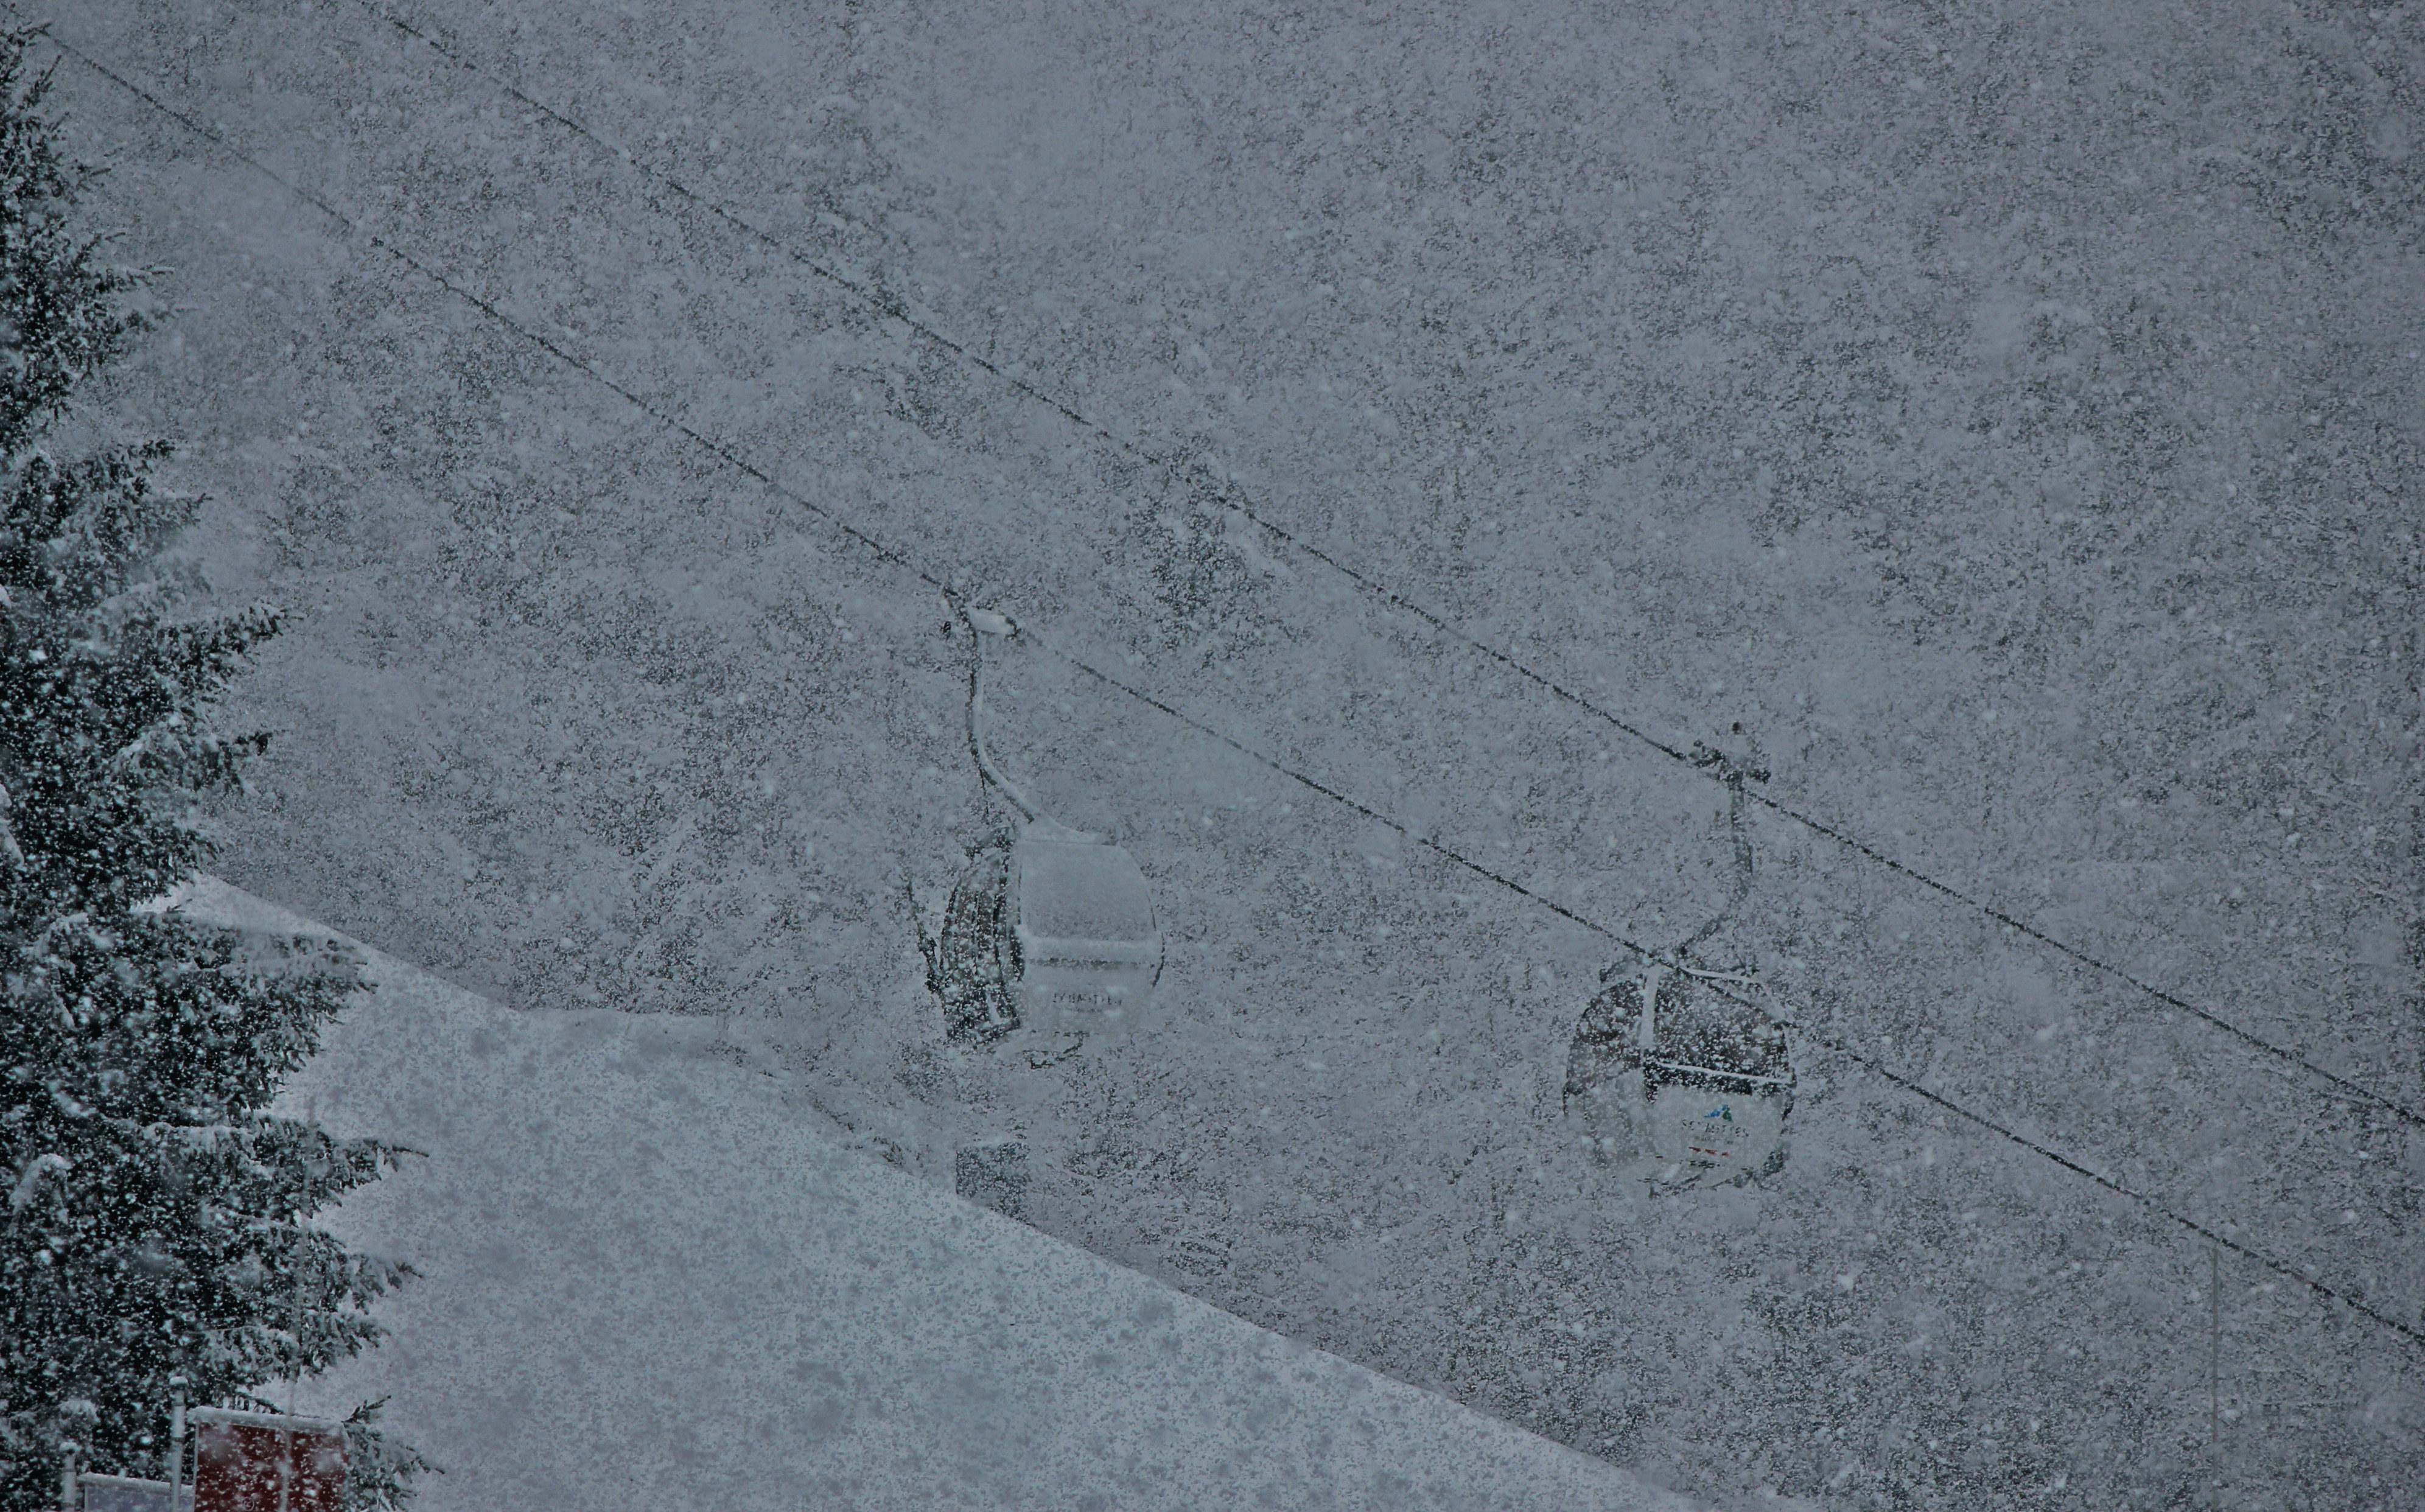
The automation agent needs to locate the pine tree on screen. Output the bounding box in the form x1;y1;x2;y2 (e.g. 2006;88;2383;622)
0;25;432;1509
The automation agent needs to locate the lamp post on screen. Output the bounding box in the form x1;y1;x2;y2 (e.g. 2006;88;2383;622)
169;1384;186;1511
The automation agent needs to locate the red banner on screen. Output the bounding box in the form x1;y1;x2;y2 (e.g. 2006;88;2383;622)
192;1418;346;1511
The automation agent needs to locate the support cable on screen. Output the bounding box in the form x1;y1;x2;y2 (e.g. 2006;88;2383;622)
32;19;2421;1354
332;0;2422;1133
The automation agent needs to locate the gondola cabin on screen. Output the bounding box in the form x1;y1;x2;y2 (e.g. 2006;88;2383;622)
934;603;1166;1054
937;820;1163;1049
1564;966;1791;1189
1563;728;1789;1189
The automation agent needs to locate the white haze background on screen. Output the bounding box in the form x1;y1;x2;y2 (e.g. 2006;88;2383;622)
30;0;2424;1507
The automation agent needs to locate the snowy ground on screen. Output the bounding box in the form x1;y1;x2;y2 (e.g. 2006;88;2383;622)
36;1;2425;1507
168;875;1699;1512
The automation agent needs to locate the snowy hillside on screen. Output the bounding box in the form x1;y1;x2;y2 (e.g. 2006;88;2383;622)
164;874;1702;1512
40;2;2425;1507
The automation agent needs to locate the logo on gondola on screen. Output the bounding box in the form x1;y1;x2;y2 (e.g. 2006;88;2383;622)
1704;1104;1734;1121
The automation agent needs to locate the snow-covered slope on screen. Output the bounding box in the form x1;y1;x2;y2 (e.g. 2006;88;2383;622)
170;875;1704;1512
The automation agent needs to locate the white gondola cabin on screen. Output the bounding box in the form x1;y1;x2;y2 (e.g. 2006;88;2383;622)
1564;730;1793;1190
932;605;1164;1053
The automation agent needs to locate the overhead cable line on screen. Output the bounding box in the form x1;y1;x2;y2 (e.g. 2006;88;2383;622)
36;21;2423;1356
338;0;2423;1133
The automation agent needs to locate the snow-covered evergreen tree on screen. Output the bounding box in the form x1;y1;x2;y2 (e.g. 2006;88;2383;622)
0;25;431;1509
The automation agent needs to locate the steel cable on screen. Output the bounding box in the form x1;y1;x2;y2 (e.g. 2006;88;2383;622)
27;17;2421;1354
326;0;2425;1135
